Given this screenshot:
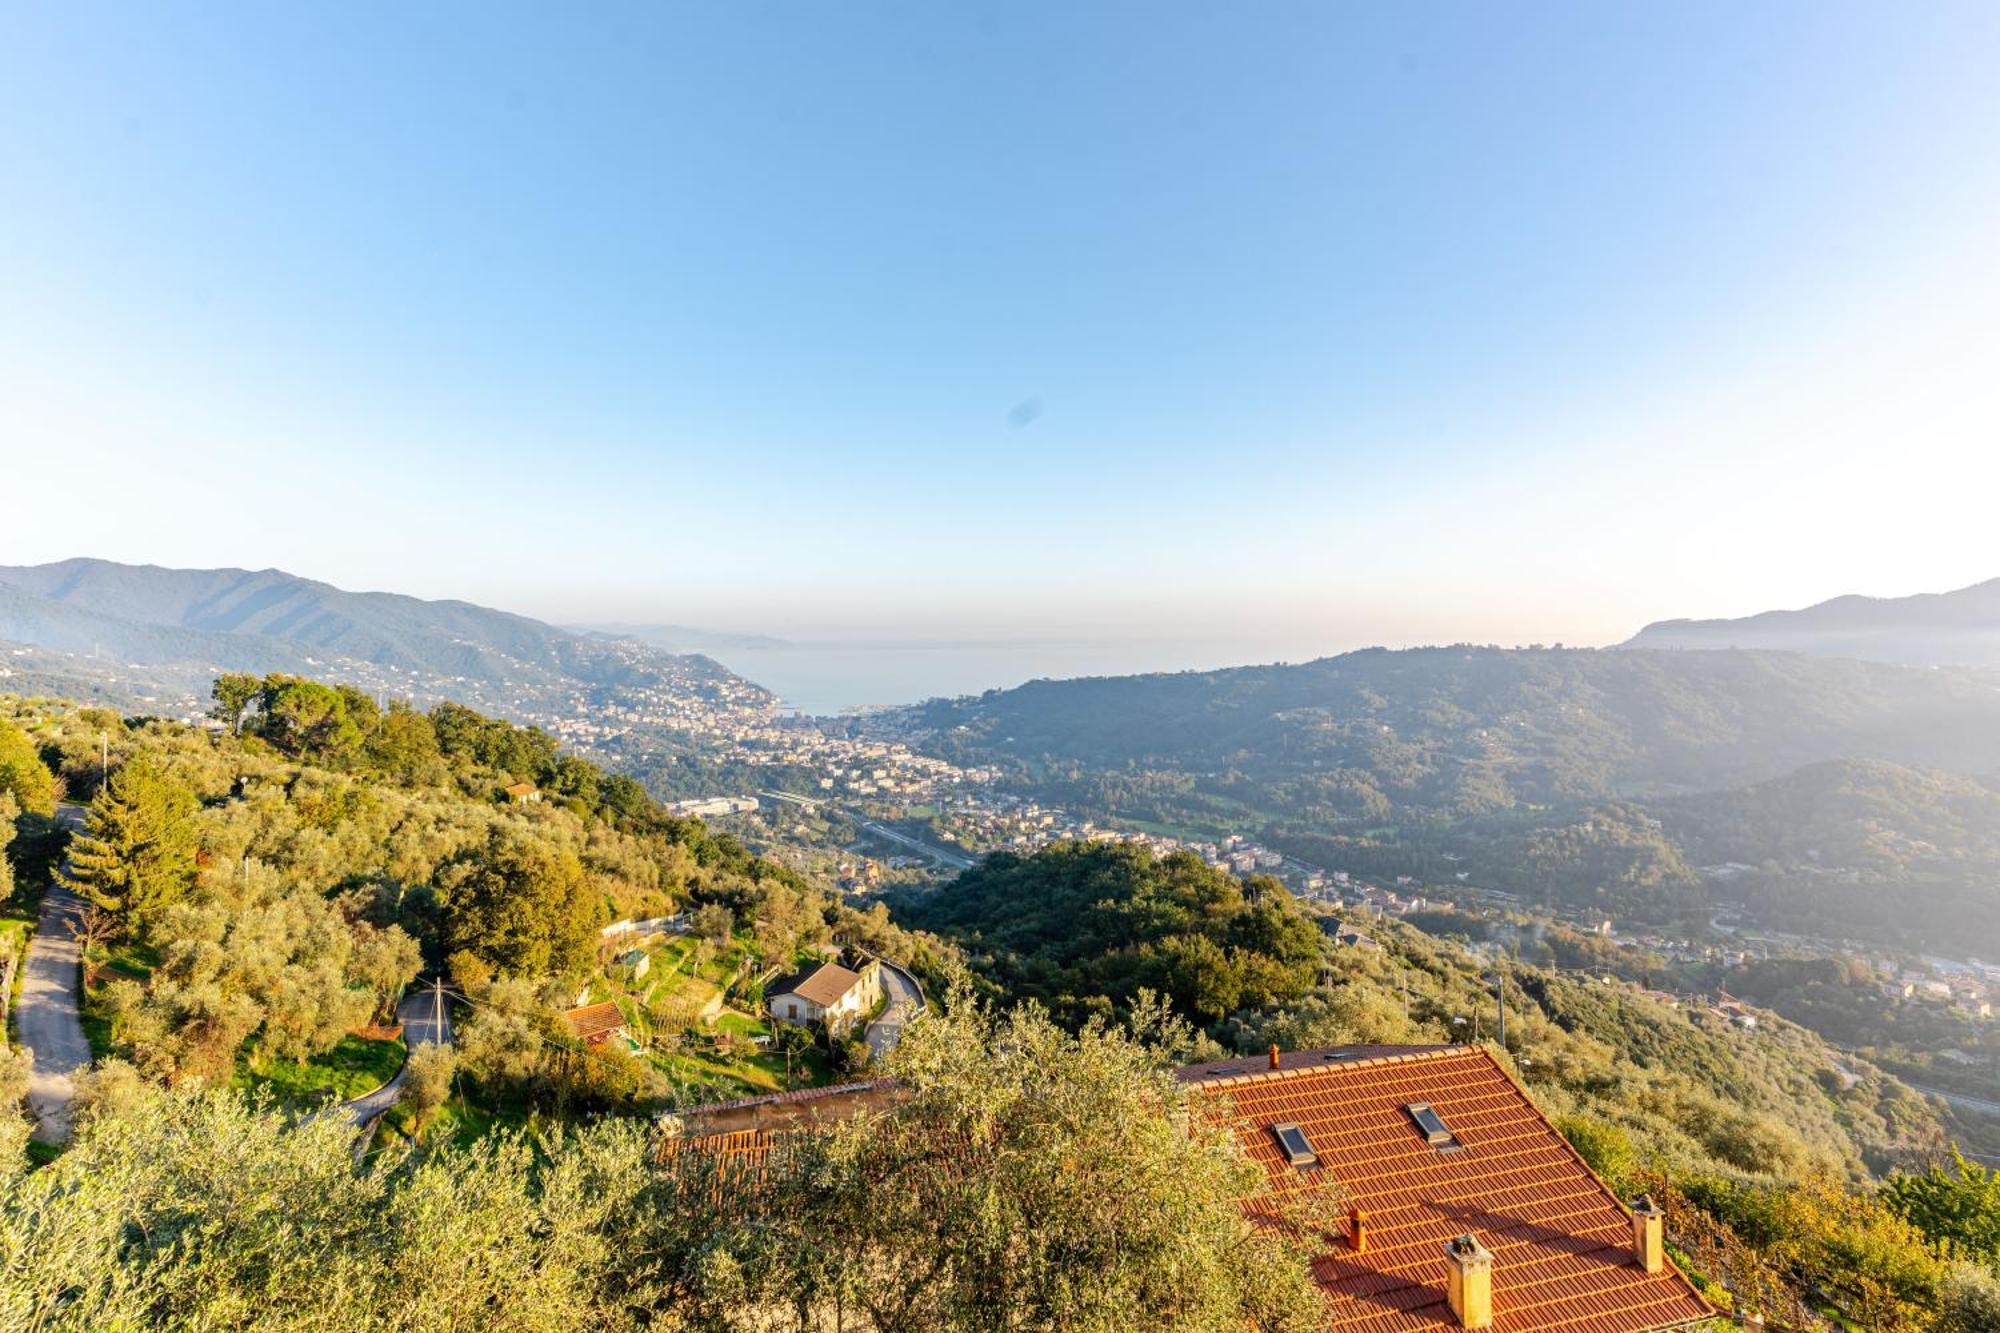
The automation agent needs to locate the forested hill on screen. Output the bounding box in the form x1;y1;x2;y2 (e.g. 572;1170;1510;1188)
1656;759;2000;949
0;558;663;687
1625;576;2000;668
913;646;2000;821
1665;759;2000;870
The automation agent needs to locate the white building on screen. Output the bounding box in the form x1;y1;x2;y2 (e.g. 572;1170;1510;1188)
767;960;884;1033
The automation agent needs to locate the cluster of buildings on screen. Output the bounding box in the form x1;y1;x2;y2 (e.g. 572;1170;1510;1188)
1886;966;1996;1018
920;792;1331;886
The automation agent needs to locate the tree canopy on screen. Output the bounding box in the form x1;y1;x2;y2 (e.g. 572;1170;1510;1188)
61;756;199;929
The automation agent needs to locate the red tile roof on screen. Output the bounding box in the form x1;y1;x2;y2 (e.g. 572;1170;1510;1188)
1186;1045;1712;1333
563;1001;627;1043
769;961;865;1008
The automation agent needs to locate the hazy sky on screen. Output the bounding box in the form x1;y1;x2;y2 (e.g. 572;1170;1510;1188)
3;4;1997;650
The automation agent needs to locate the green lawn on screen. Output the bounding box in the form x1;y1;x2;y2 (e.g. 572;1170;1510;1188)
234;1034;406;1108
712;1009;766;1040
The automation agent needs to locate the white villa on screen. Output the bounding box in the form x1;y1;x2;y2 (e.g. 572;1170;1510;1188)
767;959;883;1033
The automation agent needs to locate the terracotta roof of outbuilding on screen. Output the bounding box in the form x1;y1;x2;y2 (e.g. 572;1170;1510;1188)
769;961;865;1008
1185;1044;1713;1333
562;1001;627;1042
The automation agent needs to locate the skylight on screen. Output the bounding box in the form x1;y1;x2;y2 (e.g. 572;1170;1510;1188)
1406;1102;1457;1147
1270;1121;1317;1167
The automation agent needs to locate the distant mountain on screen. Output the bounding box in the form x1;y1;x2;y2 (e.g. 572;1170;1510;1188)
912;646;2000;823
0;558;636;684
576;622;792;653
1623;578;2000;668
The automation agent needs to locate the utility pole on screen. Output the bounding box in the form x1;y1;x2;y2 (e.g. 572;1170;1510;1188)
1495;969;1506;1050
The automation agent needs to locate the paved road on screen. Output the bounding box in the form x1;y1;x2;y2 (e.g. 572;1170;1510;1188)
855;818;975;871
865;958;925;1062
1909;1081;2000;1119
760;791;975;871
343;981;454;1127
20;804;92;1143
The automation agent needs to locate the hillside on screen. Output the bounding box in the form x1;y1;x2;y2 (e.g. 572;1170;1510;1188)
1625;577;2000;669
1662;759;2000;950
912;646;2000;825
895;841;1943;1185
0;559;672;688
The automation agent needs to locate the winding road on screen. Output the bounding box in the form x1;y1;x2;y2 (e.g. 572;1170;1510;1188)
865;957;925;1062
343;981;454;1128
19;803;92;1143
13;800;453;1142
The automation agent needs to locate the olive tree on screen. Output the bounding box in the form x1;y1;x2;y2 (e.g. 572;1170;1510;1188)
657;983;1333;1333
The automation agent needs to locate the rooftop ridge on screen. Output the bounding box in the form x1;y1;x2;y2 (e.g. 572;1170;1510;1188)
1181;1041;1477;1091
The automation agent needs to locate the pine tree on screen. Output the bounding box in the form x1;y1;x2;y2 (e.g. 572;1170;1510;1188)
60;758;199;931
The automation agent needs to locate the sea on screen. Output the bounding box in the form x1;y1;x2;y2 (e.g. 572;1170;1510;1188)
704;635;1334;717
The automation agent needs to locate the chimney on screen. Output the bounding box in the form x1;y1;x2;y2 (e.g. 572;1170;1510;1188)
1630;1194;1665;1275
1269;1043;1281;1070
1347;1207;1367;1253
1443;1234;1494;1329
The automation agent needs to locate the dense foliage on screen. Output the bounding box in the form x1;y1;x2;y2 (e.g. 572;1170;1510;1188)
1662;759;2000;951
906;843;1324;1026
4;681;946;1120
896;838;1999;1328
0;990;1324;1332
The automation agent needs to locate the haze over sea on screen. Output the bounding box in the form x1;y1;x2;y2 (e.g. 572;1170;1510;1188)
705;635;1331;716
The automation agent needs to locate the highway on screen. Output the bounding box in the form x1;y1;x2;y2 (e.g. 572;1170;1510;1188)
760;790;975;871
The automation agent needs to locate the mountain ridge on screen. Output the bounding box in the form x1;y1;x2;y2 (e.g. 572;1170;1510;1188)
0;557;685;690
1624;576;2000;668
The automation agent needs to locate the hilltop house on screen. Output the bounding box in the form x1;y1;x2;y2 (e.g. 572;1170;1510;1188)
767;959;883;1034
505;781;541;804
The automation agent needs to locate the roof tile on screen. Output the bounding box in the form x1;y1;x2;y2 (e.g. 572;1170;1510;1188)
1186;1044;1712;1333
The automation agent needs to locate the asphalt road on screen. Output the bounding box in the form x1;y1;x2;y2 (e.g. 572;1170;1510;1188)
1909;1081;2000;1118
865;958;924;1062
759;791;975;871
344;981;455;1127
20;803;93;1143
855;818;975;871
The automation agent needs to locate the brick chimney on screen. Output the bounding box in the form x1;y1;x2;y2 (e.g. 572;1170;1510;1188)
1269;1043;1281;1070
1630;1194;1665;1275
1346;1207;1367;1253
1443;1234;1494;1329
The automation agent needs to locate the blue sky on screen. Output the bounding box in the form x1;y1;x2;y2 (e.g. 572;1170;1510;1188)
3;4;1997;649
